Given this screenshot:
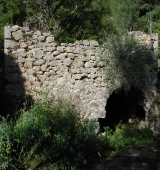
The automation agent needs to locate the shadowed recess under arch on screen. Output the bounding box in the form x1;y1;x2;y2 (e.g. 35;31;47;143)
98;87;145;131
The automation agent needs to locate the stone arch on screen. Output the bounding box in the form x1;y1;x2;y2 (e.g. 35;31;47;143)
98;86;145;131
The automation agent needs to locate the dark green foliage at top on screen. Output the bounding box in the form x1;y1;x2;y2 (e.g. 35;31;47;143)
0;0;160;44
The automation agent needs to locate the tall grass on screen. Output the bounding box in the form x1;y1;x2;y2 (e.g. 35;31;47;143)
104;122;154;152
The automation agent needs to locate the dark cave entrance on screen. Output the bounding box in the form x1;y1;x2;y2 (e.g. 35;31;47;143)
98;87;145;132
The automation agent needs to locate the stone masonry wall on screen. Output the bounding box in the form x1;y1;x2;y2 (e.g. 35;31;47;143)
4;25;158;121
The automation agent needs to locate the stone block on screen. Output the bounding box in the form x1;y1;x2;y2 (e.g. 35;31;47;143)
22;27;30;32
46;47;56;52
90;40;99;46
65;47;73;53
83;40;90;46
55;54;66;60
20;42;28;48
11;25;19;32
33;48;43;59
12;30;23;41
33;59;46;66
17;57;26;63
73;47;83;54
34;30;41;36
16;49;26;57
24;61;32;69
4;40;18;49
75;80;85;90
4;26;11;38
46;37;54;43
52;51;60;56
63;58;72;66
43;32;51;37
57;46;64;52
38;36;45;42
67;53;76;59
73;58;84;67
81;67;90;74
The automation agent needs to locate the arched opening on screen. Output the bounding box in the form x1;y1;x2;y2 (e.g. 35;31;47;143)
98;87;145;131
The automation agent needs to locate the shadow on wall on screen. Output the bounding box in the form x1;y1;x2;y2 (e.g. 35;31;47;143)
98;86;145;131
0;52;33;117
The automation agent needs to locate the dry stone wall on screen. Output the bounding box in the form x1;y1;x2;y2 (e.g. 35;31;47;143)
4;25;158;122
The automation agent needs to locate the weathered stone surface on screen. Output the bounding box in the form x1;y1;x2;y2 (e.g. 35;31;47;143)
20;42;28;48
38;36;45;42
43;32;51;37
75;80;85;90
73;47;83;54
46;47;56;52
73;58;84;67
52;51;60;56
63;58;72;66
55;54;66;60
57;46;64;52
32;49;43;59
11;25;19;32
33;59;46;66
24;61;32;68
81;67;90;74
12;30;23;41
85;62;93;68
4;26;11;38
17;57;26;63
65;47;73;53
83;40;90;46
44;53;54;62
46;37;54;43
22;27;30;32
50;61;60;67
5;40;18;49
90;40;99;46
34;30;41;36
67;53;76;59
16;49;26;57
4;26;158;132
61;43;68;46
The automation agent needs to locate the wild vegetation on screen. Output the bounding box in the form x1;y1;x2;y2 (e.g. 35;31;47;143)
0;0;160;169
0;95;155;170
101;31;156;93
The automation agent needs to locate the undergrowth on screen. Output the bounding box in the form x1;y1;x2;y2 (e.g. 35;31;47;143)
0;95;155;169
0;96;107;170
104;122;154;152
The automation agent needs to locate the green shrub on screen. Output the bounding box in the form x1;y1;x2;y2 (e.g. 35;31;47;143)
104;122;154;152
0;97;107;170
101;32;154;92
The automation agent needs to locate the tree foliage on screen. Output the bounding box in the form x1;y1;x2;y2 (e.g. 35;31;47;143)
0;0;160;44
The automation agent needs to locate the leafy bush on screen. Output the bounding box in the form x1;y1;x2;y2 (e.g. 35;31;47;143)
101;32;154;91
104;122;154;152
0;97;107;170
